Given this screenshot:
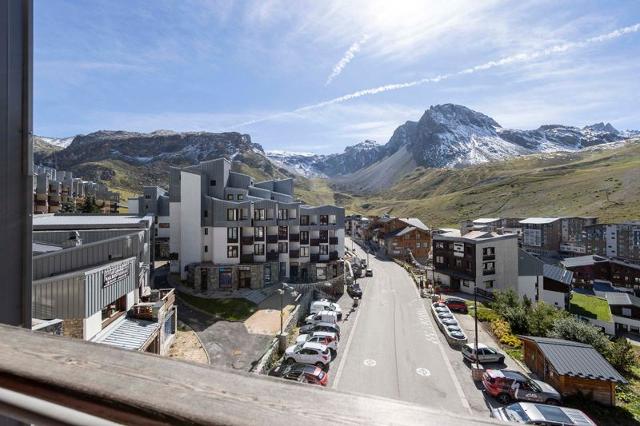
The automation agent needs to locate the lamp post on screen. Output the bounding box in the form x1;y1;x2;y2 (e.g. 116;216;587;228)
278;282;293;353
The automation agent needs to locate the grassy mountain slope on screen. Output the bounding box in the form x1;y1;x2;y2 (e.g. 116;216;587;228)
335;140;640;227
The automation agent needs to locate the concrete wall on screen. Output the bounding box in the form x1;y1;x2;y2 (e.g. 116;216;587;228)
179;171;203;279
169;201;181;273
83;310;102;340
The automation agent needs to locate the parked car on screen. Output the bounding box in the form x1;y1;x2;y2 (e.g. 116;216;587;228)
462;343;505;364
347;283;363;298
284;342;332;367
483;369;562;405
278;362;329;386
304;310;338;325
365;268;373;277
444;297;469;314
310;300;343;320
299;321;341;340
491;402;596;425
296;331;338;355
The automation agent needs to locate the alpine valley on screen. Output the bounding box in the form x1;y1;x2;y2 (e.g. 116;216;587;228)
34;104;640;225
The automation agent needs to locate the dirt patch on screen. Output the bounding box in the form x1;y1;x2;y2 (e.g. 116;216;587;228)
168;329;209;364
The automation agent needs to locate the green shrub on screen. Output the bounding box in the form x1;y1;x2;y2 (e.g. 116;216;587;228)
528;301;566;336
607;338;637;374
503;305;530;334
476;308;500;322
548;316;611;355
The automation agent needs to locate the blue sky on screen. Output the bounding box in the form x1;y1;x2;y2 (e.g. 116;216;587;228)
35;0;640;153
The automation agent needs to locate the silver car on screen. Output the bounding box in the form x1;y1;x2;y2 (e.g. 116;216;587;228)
492;402;596;425
462;343;505;364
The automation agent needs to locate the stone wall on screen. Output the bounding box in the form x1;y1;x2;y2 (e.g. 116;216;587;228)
62;318;84;339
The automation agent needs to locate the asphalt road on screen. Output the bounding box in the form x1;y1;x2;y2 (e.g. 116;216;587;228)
332;238;472;414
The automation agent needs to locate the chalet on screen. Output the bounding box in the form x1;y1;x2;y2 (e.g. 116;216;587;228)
562;255;640;295
520;336;627;406
373;217;430;262
605;292;640;336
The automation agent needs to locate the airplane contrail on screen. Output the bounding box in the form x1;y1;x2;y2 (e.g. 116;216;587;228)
325;34;371;86
235;23;640;128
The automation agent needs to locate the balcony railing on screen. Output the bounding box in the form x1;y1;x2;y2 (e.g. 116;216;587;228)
241;254;254;263
319;237;328;244
227;237;239;244
482;254;495;261
329;237;339;245
254;234;265;242
266;251;279;261
278;233;288;241
289;233;300;242
300;238;309;245
266;235;278;244
0;324;484;426
289;250;299;259
310;239;320;246
241;236;254;245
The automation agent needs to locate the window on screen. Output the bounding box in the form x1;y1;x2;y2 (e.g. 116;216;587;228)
278;209;288;220
300;215;309;225
219;268;232;289
254;244;265;255
300;246;309;257
204;245;208;253
210;180;216;186
204;210;208;218
622;307;632;317
483;262;495;270
300;231;309;243
254;226;264;238
278;226;288;239
237;194;244;201
482;247;495;256
227;246;238;258
435;256;444;264
435;241;445;249
329;214;336;225
227;227;238;242
320;215;328;225
320;245;329;255
204;228;208;235
264;264;272;285
319;230;328;241
455;259;462;268
227;208;238;221
317;266;327;280
254;209;266;220
278;242;288;253
226;194;234;200
416;242;421;248
485;280;494;289
144;194;151;199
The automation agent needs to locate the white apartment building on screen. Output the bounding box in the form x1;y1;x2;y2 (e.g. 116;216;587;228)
167;158;345;292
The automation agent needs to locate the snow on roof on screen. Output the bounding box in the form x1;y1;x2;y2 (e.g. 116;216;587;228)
473;218;500;224
399;217;429;231
519;217;561;224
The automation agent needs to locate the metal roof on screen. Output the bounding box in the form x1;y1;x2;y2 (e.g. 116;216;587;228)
93;316;160;351
473;218;501;224
385;226;417;239
398;218;429;231
34;214;153;229
543;264;573;285
561;255;608;268
519;217;561;225
520;336;627;383
605;292;640;308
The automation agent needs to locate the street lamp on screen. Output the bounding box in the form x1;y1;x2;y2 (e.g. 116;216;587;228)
278;282;293;336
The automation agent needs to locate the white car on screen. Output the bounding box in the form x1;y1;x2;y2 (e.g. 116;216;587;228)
462;343;505;364
310;300;343;320
296;331;338;354
284;342;332;367
304;310;338;325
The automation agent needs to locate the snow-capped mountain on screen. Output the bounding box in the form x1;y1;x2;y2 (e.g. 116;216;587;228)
270;104;636;175
36;135;75;148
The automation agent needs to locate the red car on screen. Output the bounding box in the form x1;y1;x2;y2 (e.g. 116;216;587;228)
280;363;328;386
444;297;468;313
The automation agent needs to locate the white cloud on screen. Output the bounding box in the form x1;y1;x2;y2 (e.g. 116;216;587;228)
325;34;370;86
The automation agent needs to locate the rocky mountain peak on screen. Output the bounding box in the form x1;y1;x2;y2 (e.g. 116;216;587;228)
584;122;618;134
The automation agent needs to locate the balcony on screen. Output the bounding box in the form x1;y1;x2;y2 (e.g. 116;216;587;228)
289;250;299;259
241;254;254;263
278;233;288;241
227;237;239;244
319;237;328;244
310;239;320;246
329;237;339;245
482;269;495;276
310;253;320;263
266;251;279;261
266;235;278;244
241;236;254;245
300;237;309;245
329;251;339;261
289;233;300;242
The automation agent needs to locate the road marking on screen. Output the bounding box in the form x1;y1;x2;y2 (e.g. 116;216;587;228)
363;359;377;367
408;269;473;415
331;296;364;390
416;368;431;377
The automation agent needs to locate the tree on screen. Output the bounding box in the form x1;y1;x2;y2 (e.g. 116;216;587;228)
528;302;566;337
548;316;611;355
60;199;77;213
607;338;636;374
490;289;521;312
503;305;530;334
80;196;101;214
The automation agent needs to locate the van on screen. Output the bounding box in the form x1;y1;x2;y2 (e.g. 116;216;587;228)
310;300;343;320
304;310;338;325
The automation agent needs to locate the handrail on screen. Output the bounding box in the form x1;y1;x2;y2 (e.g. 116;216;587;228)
0;325;499;425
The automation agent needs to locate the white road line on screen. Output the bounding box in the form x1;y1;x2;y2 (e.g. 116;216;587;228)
407;267;473;415
331;297;364;390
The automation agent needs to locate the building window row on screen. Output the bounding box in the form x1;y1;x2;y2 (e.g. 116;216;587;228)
227;246;238;258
